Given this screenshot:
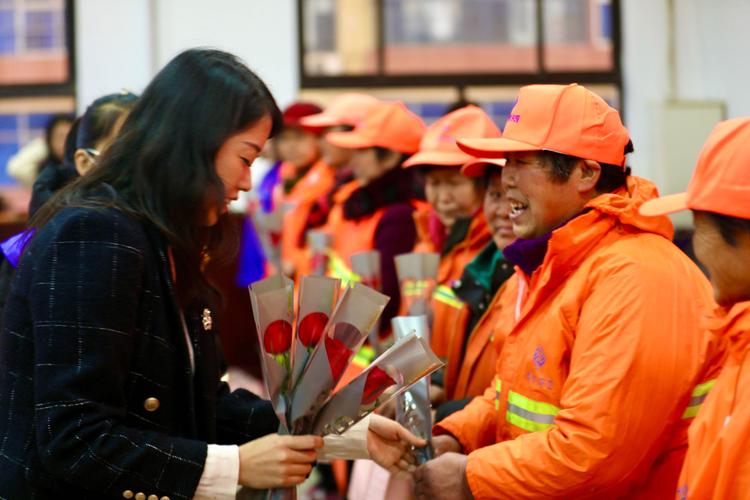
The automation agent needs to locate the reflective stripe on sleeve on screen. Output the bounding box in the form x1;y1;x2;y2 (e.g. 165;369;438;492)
682;379;717;419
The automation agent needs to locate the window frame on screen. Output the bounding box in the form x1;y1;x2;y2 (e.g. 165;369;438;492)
297;0;622;91
0;0;76;98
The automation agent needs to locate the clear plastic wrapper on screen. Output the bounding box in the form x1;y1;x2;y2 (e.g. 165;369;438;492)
351;250;387;354
392;315;435;464
395;252;440;324
248;275;295;431
311;332;442;435
306;229;332;276
290;275;340;388
289;283;389;433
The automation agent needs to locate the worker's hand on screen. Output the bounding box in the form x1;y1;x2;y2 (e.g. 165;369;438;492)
430;384;446;405
413;452;473;500
367;414;427;477
432;434;462;456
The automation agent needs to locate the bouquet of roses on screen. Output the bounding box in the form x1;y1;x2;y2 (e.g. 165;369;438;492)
395;252;440;322
350;250;387;355
311;330;443;436
392;315;435;464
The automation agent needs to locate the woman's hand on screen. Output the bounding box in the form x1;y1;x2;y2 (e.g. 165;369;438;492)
367;414;427;476
238;434;323;489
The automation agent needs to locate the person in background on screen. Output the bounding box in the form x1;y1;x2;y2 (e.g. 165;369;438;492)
6;113;74;188
400;105;498;386
414;84;724;499
0;49;420;500
289;93;381;277
639;117;750;500
29;91;138;218
256;101;322;270
280;94;379;278
433;157;516;421
323;101;426;339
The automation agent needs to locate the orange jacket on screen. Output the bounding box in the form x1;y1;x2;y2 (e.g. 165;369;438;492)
280;160;335;275
443;274;518;401
434;177;725;499
676;302;750;500
410;208;491;359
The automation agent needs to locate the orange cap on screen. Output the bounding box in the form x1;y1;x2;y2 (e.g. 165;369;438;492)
461;158;507;177
326;101;426;154
457;84;630;167
402;105;501;168
300;93;380;129
640;117;750;218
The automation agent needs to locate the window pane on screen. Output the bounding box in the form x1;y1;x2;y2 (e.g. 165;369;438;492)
0;0;69;85
384;0;538;75
303;0;378;76
543;0;614;71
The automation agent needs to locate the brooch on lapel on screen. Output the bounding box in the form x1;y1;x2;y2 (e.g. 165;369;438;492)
201;308;213;332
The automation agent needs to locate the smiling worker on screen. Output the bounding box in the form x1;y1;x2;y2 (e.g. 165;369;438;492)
413;84;725;499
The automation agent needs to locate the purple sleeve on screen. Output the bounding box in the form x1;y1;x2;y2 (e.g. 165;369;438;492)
374;203;417;329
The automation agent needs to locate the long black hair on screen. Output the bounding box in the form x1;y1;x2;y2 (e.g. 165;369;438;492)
32;48;283;306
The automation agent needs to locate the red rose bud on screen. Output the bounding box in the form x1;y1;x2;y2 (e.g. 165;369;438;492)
361;366;396;405
298;312;328;348
325;335;353;381
263;319;292;354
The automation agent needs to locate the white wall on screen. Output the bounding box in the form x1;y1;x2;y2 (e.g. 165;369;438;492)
622;0;750;192
75;0;299;112
74;0;153;113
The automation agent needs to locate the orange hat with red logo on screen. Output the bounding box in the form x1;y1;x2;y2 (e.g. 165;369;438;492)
402;105;501;168
300;93;380;129
461;158;507;177
326;101;426;154
640;117;750;219
457;84;630;167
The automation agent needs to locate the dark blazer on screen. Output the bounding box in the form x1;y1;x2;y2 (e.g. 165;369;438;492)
0;206;278;500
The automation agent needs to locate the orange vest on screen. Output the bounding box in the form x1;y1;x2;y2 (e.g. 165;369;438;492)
435;177;725;499
280;160;335;276
410;208;491;359
443;274;518;401
676;302;749;500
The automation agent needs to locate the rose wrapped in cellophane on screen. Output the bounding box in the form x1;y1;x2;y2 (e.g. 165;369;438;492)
395;252;440;324
392;315;435;464
350;250;388;355
307;229;332;276
289;283;389;433
249;275;295;432
289;275;340;389
311;331;443;435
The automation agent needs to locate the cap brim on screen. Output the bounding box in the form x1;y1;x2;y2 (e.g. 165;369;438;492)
639;192;689;216
456;137;541;158
461;158;507;177
300;113;339;128
325;130;376;150
402;150;472;168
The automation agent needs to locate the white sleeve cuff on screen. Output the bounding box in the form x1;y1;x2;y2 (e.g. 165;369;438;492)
318;414;371;461
193;444;240;500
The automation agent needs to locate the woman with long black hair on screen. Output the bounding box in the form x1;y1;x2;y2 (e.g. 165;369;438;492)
0;49;419;500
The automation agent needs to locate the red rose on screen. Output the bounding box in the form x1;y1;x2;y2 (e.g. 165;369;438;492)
263;319;292;354
298;312;328;348
325;335;353;381
361;366;396;405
